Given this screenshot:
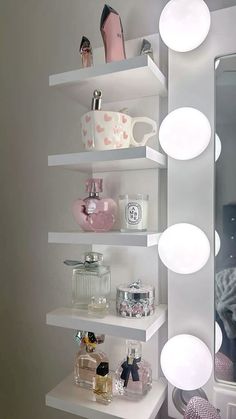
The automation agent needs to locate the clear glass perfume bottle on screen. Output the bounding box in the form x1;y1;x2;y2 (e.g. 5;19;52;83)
115;340;152;399
64;252;111;316
74;331;108;389
93;362;113;405
72;178;117;232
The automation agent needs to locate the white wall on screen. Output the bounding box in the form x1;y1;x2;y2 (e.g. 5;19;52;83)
0;1;169;418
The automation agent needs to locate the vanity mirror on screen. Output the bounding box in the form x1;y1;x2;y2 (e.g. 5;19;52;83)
215;54;236;384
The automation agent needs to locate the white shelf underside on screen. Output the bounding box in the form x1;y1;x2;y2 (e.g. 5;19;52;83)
48;146;166;173
46;304;167;342
48;231;161;247
49;55;167;107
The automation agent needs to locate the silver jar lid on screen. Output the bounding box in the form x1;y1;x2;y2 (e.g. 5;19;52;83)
84;252;103;263
116;280;155;300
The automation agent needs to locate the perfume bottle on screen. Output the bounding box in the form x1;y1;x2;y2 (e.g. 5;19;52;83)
115;340;152;399
93;362;113;405
100;4;126;63
80;36;93;68
72;178;117;232
64;252;111;315
74;331;108;389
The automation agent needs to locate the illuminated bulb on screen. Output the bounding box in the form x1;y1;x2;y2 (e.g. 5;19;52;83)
215;322;223;354
159;107;211;160
159;0;211;52
161;334;213;390
215;134;222;162
215;231;221;256
158;223;210;274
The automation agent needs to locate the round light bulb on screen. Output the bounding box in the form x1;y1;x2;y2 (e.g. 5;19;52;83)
158;223;210;274
159;107;211;160
159;0;211;53
215;231;221;256
215;134;222;162
215;322;223;354
160;334;213;390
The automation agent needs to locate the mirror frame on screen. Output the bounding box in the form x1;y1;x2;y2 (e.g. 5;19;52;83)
168;6;236;419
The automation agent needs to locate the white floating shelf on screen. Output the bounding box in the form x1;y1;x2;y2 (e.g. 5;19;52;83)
49;55;167;107
48;231;161;247
48;146;166;173
46;373;167;419
46;304;167;342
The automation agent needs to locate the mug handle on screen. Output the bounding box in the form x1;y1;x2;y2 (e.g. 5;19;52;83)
130;117;157;147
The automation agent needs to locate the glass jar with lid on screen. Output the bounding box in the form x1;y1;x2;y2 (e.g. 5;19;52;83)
116;280;155;318
64;252;111;316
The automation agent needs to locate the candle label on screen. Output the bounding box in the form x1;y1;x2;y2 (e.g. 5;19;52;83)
125;202;142;225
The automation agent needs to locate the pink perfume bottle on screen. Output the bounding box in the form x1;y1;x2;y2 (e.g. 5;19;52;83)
100;4;126;63
72;178;117;232
115;340;152;399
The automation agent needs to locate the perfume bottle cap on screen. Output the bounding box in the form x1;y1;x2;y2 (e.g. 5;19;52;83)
86;178;103;194
91;90;102;111
96;362;109;376
80;36;92;52
74;331;105;346
127;340;142;359
84;252;103;263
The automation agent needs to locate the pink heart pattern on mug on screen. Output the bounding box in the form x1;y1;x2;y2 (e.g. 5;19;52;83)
123;132;128;140
87;139;93;148
96;124;105;133
104;113;112;122
85;115;91;123
122;115;127;124
83;129;87;137
104;137;112;146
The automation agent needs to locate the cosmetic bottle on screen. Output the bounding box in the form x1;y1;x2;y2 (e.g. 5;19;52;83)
93;362;113;405
80;36;93;68
116;280;155;318
74;331;108;389
115;340;152;399
64;252;111;315
72;178;117;232
100;4;126;63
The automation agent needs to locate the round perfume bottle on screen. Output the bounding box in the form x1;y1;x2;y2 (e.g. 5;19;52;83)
72;178;117;232
115;340;152;399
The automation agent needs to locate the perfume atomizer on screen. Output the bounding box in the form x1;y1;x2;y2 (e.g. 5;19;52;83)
80;36;93;68
140;39;154;61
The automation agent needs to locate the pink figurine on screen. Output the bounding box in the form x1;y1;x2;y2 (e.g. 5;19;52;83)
72;178;117;232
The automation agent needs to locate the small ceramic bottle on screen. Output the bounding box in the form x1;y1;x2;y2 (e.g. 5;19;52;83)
74;331;108;389
72;178;117;232
115;340;152;399
64;252;111;316
93;362;113;405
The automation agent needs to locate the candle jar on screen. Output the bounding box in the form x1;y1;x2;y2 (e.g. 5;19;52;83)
116;280;155;318
119;194;149;232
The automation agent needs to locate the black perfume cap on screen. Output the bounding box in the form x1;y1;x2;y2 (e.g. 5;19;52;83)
96;362;109;376
100;4;118;28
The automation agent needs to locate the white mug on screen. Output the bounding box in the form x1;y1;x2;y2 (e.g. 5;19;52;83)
81;111;157;151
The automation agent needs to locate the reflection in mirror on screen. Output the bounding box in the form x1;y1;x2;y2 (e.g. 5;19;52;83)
215;54;236;384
